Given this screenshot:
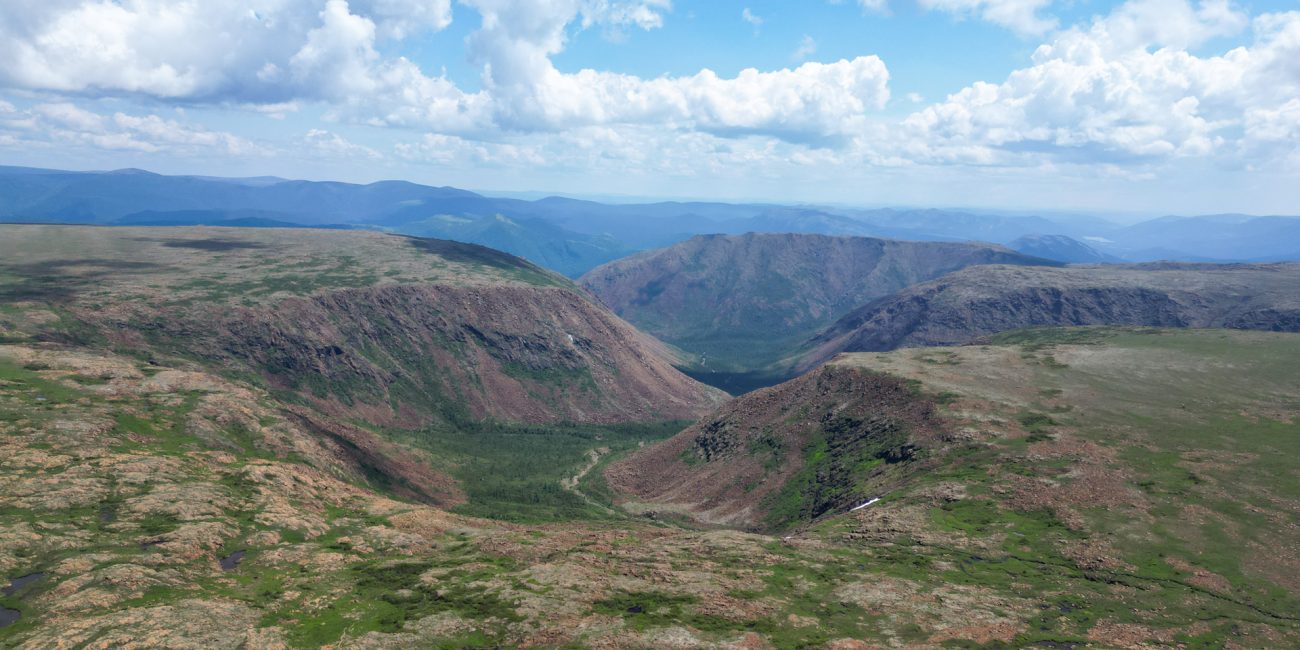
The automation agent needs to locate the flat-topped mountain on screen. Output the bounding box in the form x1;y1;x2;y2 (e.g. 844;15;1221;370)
0;225;724;427
796;262;1300;372
578;233;1056;375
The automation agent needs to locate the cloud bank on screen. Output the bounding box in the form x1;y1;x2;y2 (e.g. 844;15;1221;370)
0;0;1296;210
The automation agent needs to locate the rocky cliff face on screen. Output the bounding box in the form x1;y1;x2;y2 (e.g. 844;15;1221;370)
0;225;725;428
796;262;1300;371
115;283;723;427
579;233;1055;370
605;364;941;530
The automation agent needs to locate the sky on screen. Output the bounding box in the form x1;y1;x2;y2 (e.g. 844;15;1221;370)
0;0;1297;215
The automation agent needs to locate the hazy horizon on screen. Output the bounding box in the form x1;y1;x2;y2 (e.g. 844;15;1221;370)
2;162;1288;225
2;0;1298;215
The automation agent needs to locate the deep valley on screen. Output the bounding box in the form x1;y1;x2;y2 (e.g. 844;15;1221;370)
1;224;1297;648
5;0;1300;643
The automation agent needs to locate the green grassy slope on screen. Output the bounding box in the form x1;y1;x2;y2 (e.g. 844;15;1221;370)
608;327;1300;647
809;327;1300;647
3;324;1298;648
0;225;568;311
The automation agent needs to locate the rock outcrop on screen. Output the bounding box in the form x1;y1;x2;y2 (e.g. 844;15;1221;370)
125;282;724;427
0;225;725;427
606;364;941;530
796;262;1300;372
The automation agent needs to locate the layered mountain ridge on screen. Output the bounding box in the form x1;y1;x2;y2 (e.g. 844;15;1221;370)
8;165;1300;278
0;225;724;427
579;232;1057;375
1009;234;1121;263
795;262;1300;372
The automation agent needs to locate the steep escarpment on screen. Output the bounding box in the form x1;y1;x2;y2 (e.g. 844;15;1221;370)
579;232;1056;371
796;262;1300;372
0;225;724;428
605;364;942;530
120;282;721;427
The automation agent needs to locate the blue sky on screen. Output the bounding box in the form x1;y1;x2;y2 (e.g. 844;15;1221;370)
1;0;1298;215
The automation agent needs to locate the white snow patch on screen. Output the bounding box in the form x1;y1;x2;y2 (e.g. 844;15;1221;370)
850;497;881;512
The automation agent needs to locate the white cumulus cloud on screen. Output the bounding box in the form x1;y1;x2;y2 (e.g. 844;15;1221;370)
793;35;818;62
898;0;1300;169
918;0;1058;35
0;0;890;146
303;129;382;160
0;101;262;155
0;0;454;103
458;0;888;142
6;0;1293;196
396;133;547;166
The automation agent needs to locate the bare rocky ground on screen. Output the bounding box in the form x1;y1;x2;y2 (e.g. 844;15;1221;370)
0;225;724;429
0;342;1046;649
4;329;1298;647
796;262;1300;372
607;366;944;529
608;327;1300;648
1;226;1296;648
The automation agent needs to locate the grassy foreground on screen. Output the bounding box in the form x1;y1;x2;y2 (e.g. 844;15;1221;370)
2;327;1298;647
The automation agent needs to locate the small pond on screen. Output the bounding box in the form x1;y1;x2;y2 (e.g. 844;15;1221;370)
220;550;246;572
2;573;44;597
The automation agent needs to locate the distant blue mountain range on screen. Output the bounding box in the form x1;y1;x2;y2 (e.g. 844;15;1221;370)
2;165;1297;275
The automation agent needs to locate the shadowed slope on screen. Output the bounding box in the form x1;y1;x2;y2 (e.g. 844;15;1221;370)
796;262;1300;372
0;225;725;426
580;232;1056;372
606;364;942;530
